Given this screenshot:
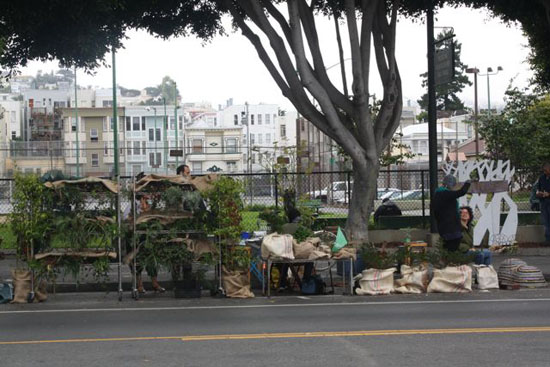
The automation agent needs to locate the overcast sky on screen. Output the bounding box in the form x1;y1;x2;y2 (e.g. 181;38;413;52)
20;5;531;112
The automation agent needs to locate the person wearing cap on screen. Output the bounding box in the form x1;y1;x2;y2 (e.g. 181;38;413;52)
432;174;471;251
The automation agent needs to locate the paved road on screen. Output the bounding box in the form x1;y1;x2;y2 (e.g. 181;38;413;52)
2;290;550;366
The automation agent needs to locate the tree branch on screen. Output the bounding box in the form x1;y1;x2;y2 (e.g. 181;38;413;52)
289;0;367;164
296;0;354;116
333;13;349;98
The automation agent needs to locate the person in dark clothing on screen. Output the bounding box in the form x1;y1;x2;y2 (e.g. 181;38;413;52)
536;163;550;243
374;198;402;223
431;174;471;251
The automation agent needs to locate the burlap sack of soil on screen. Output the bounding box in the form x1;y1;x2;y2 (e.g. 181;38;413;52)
261;233;295;260
11;269;48;303
222;267;254;298
427;265;472;293
474;265;499;290
356;268;397;295
293;240;316;259
11;269;31;304
332;247;357;260
394;265;429;294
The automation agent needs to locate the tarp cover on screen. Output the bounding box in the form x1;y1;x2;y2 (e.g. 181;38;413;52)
134;174;218;193
44;177;119;194
34;250;117;260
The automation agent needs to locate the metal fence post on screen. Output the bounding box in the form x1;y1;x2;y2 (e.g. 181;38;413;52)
346;171;351;205
274;173;279;210
421;170;426;228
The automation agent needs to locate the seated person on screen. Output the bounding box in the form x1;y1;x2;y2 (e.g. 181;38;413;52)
459;206;492;265
373;198;402;223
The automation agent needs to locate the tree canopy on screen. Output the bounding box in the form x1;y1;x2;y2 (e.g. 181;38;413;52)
479;86;550;184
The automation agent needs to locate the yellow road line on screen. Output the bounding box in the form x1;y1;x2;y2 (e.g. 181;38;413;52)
2;327;550;345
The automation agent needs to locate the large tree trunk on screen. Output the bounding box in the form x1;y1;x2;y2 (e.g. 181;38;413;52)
346;158;380;242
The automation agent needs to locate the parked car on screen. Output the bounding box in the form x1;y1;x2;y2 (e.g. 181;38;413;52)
308;181;352;203
387;189;427;201
335;187;399;204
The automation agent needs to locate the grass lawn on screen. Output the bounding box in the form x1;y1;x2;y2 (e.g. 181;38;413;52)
0;224;16;249
241;211;264;233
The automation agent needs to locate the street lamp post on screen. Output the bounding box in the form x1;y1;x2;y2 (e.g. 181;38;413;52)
163;97;167;175
466;67;480;156
146;106;158;173
480;66;503;116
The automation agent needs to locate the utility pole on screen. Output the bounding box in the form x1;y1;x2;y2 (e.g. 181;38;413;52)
163;97;167;175
427;0;438;233
174;83;179;168
73;66;80;177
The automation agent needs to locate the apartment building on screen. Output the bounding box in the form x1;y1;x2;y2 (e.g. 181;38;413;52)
219;103;278;172
184;111;243;174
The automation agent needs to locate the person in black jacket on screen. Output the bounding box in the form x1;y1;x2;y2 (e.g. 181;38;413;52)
536;163;550;244
432;174;471;251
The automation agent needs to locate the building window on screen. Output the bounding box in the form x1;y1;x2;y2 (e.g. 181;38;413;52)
234;114;238;126
127;141;132;156
258;114;262;125
251;114;255;125
91;153;99;167
103;118;108;132
170;117;176;130
104;141;109;156
251;153;256;164
141;117;146;131
280;124;286;138
149;152;161;167
192;162;202;174
250;134;255;145
90;128;98;142
156;128;161;141
125;116;131;132
148;129;154;142
142;141;146;155
265;114;270;124
71;117;77;132
192;139;203;153
111;117;116;131
11;131;16;140
132;117;140;131
258;134;263;145
225;138;237;153
227;161;237;172
266;133;271;145
133;141;140;155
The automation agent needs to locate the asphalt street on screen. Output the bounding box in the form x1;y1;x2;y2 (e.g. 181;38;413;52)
2;290;550;367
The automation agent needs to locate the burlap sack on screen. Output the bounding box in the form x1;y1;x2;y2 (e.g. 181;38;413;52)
293;240;316;259
356;268;396;295
11;269;31;304
11;269;48;303
427;265;472;293
222;267;254;298
261;233;295;260
394;265;428;294
332;247;357;260
474;265;499;290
